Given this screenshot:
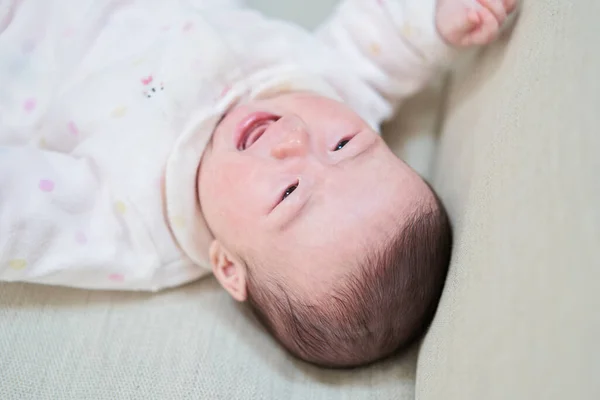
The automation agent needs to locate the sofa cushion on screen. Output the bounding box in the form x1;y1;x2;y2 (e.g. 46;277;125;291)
418;1;600;399
0;279;421;399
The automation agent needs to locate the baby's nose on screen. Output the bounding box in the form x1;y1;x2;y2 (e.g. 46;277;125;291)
270;115;309;160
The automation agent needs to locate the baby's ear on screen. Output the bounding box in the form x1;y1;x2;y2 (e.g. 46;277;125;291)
209;240;248;302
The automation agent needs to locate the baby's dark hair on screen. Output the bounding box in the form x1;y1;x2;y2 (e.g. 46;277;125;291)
246;198;452;368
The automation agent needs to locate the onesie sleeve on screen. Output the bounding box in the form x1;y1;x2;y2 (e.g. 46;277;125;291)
317;0;453;112
0;146;159;290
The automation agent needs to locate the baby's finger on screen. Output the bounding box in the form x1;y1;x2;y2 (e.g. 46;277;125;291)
476;0;507;25
464;7;499;46
439;6;481;46
456;9;482;37
467;9;481;26
504;0;518;14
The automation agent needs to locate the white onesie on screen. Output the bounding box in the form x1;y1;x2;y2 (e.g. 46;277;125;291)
0;0;450;291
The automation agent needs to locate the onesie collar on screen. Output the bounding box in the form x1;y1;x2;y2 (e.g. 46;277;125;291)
164;65;342;271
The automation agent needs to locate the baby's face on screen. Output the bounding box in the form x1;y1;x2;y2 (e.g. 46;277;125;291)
198;92;431;294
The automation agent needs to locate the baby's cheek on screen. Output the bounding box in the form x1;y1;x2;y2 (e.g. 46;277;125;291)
206;159;258;216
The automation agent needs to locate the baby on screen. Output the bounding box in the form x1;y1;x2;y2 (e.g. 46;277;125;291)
0;0;516;367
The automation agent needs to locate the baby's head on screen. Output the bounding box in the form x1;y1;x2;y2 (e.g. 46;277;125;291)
198;92;451;368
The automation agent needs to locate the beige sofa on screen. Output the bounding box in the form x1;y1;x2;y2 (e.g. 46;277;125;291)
1;1;598;398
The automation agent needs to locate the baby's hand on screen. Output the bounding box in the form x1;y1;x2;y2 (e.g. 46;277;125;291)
436;0;518;47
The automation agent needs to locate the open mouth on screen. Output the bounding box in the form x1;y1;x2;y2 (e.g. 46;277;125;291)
236;112;280;150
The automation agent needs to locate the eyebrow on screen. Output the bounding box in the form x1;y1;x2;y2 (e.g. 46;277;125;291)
278;137;379;231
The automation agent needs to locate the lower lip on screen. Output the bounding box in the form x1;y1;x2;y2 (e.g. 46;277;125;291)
234;111;277;150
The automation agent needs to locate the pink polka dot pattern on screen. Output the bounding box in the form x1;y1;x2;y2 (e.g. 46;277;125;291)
39;179;55;192
68;121;79;136
23;98;36;112
75;231;88;245
108;273;125;282
141;75;153;85
182;21;194;32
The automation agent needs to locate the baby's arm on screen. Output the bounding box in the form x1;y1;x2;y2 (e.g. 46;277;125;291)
0;146;156;290
317;0;516;112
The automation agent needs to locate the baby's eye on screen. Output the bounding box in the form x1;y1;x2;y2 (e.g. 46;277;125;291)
282;184;297;201
334;138;350;151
